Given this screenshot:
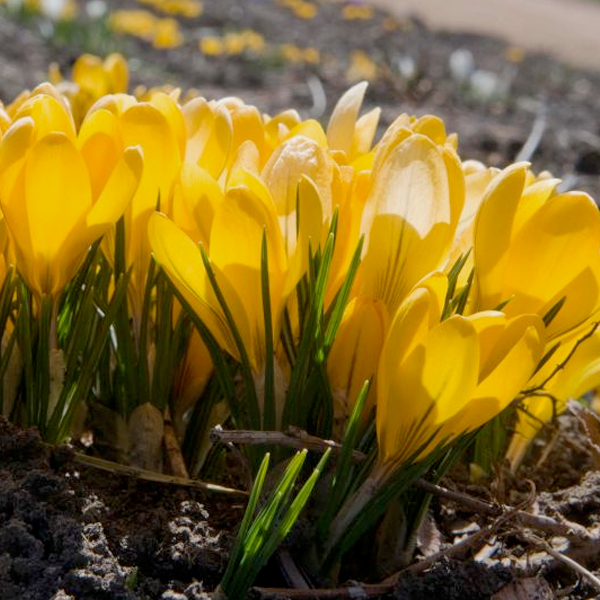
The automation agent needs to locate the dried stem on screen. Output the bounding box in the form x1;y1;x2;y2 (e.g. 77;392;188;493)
522;533;600;593
71;451;247;496
163;406;190;479
211;427;593;542
414;479;592;542
210;425;367;462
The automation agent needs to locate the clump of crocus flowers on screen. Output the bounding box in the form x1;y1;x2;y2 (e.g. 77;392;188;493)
1;53;600;591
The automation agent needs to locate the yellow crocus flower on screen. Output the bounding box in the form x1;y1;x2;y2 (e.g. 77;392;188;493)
152;18;184;49
82;92;185;316
356;117;464;316
149;170;290;375
49;53;129;126
109;9;158;40
199;36;225;57
8;83;76;139
472;162;600;339
0;98;143;298
376;276;544;468
182;97;232;178
469;163;600;467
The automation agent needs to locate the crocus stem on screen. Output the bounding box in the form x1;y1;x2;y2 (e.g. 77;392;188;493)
322;465;387;568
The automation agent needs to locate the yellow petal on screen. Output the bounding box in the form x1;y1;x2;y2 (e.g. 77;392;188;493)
378;281;445;398
14;93;76;142
211;181;287;370
353;106;381;155
450;315;544;432
549;325;600;402
265;109;301;147
183;98;232;177
413;115;447;145
473;162;528;309
225;102;266;161
448;164;497;264
327;297;388;434
0;117;34;201
149;92;187;162
542;263;600;339
262;135;333;218
171;163;223;246
104;53;129;92
54;145;143;294
20;133;92;295
285;119;328;148
121;102;181;209
377;314;479;465
0;103;11;136
326;81;368;156
284;175;324;292
512;176;560;234
148;212;237;358
229;140;261;177
359;135;463;312
502;191;600;334
371;113;412;174
88;146;143;229
78;108;123;200
362;134;460;244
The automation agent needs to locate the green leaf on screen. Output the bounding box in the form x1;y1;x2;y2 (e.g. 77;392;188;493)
166;279;240;428
219;449;330;599
543;296;566;328
220;452;270;591
47;270;131;442
323;237;363;352
283;232;336;429
319;379;371;538
260;232;276;430
199;244;261;430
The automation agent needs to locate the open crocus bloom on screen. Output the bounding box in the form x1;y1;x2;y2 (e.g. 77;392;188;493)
472;162;600;339
49;53;129;126
376;274;544;468
149;170;290;375
81;91;185;316
0;92;143;298
356;115;465;316
469;162;600;467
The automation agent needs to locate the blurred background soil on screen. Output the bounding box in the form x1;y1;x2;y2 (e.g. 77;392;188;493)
2;1;600;598
2;0;600;200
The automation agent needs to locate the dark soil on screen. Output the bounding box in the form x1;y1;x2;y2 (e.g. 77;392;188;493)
4;410;599;600
2;1;600;598
0;417;226;600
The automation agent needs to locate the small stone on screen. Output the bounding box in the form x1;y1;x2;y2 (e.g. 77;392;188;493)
575;149;600;175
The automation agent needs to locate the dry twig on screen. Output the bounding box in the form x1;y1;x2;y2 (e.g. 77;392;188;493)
210;426;368;462
414;479;592;542
71;451;247;496
522;533;600;594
